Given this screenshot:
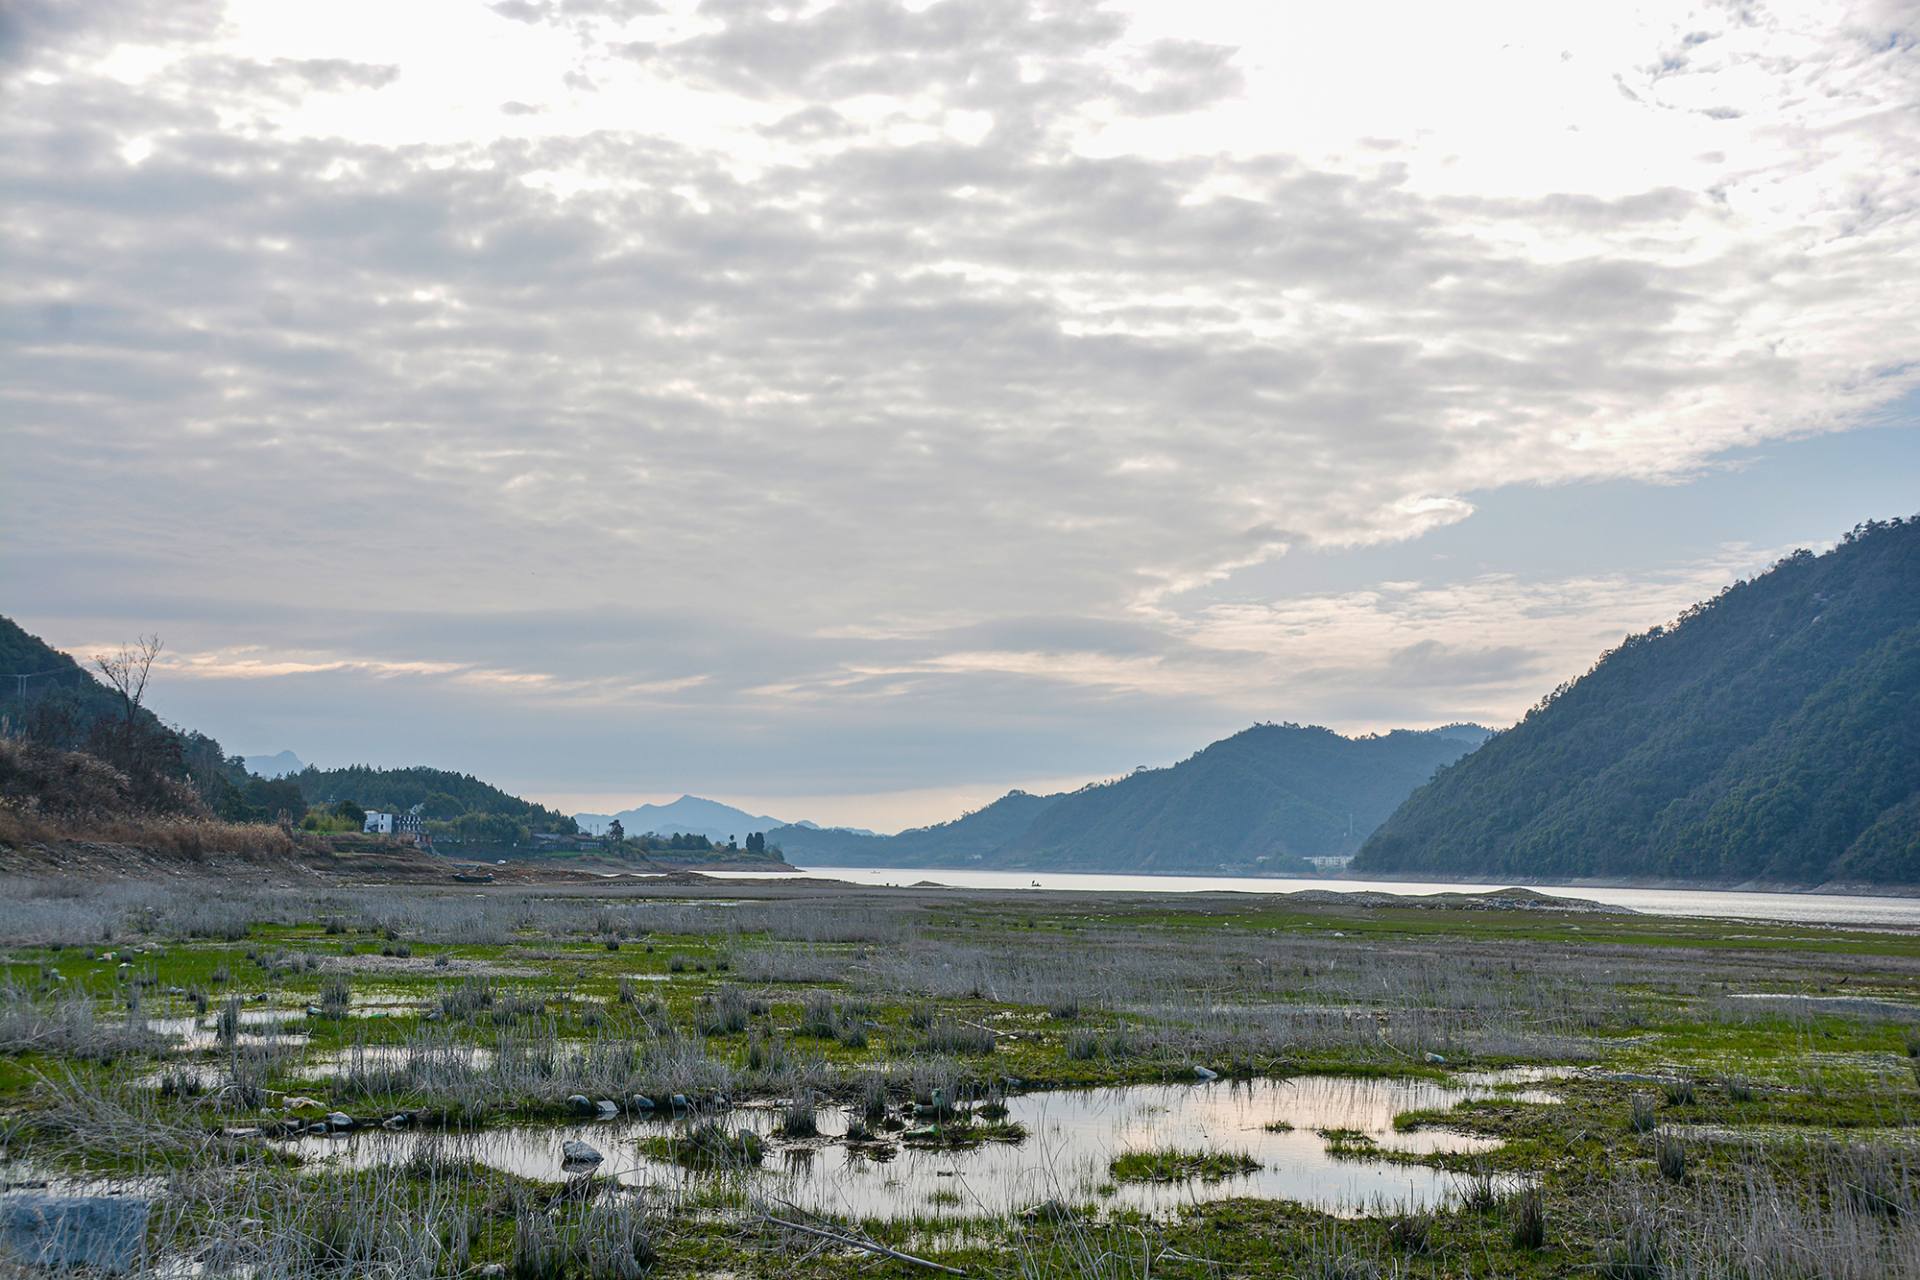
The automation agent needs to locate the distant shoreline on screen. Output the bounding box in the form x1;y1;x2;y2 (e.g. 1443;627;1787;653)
767;860;1920;899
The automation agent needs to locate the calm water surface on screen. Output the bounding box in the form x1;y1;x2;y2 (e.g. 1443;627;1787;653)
699;866;1920;928
294;1075;1544;1220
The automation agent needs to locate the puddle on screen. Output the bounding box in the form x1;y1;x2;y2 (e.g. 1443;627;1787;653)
304;1043;497;1079
287;1075;1544;1219
144;1014;310;1052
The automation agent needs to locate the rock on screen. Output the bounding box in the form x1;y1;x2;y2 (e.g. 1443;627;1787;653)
306;1123;328;1135
0;1194;149;1274
382;1114;411;1131
669;1093;690;1110
283;1097;321;1112
596;1100;619;1119
1423;1052;1447;1065
478;1266;507;1278
629;1094;655;1112
325;1113;353;1132
560;1140;604;1167
567;1094;594;1117
1193;1065;1219;1081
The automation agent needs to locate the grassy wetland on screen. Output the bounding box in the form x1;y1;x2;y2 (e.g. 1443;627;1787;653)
2;875;1919;1277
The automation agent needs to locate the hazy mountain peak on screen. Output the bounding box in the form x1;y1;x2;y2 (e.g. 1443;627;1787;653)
243;750;305;779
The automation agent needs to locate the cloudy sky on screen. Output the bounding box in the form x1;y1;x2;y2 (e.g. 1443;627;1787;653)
5;0;1918;829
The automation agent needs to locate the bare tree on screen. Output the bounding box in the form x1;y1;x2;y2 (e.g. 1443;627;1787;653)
94;634;163;727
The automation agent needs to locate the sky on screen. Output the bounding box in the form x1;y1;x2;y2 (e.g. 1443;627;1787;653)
3;0;1918;831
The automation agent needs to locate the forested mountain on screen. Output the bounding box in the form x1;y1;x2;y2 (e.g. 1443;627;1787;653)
0;615;276;818
771;724;1488;874
0;617;171;747
772;789;1060;865
1354;517;1920;887
0;615;582;844
994;724;1487;872
295;764;578;844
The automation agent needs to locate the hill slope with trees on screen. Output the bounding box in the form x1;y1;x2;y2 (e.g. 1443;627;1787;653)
771;789;1061;866
1353;517;1920;888
772;724;1487;873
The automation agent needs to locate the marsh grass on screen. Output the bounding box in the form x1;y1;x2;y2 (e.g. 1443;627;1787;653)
1109;1148;1259;1183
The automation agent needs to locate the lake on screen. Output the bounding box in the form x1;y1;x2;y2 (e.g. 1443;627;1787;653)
704;865;1920;928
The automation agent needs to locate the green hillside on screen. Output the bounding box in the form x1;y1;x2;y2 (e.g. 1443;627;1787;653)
1354;517;1920;887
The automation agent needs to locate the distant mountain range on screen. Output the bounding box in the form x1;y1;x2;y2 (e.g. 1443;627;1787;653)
575;794;817;844
771;723;1490;874
1355;517;1920;888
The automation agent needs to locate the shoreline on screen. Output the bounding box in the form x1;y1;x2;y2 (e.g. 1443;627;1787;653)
757;860;1920;899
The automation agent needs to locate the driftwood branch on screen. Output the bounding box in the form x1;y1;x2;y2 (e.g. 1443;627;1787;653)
765;1214;966;1275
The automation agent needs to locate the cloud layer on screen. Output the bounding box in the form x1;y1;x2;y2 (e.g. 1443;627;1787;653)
3;0;1916;823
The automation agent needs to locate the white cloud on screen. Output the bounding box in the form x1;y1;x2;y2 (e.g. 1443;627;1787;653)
3;0;1915;822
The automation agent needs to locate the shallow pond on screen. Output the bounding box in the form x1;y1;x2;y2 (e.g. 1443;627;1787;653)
289;1074;1551;1220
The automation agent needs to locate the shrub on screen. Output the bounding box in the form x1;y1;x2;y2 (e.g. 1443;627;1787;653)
778;1092;818;1139
1655;1133;1687;1182
1507;1185;1546;1249
1386;1210;1434;1254
920;1017;994;1056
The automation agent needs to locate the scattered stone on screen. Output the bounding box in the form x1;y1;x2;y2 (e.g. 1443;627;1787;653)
561;1140;604;1167
670;1093;690;1110
0;1193;149;1274
382;1114;411;1131
283;1097;321;1112
1424;1052;1447;1066
567;1094;595;1117
630;1094;655;1112
478;1266;507;1278
326;1113;353;1132
1193;1065;1219;1081
596;1100;619;1119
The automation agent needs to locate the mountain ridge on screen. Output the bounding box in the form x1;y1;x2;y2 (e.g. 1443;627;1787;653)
1354;517;1920;887
773;723;1489;873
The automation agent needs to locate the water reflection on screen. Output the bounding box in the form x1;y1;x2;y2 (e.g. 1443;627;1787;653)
289;1074;1548;1220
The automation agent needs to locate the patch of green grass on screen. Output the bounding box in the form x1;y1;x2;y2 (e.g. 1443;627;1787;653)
1109;1147;1260;1183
